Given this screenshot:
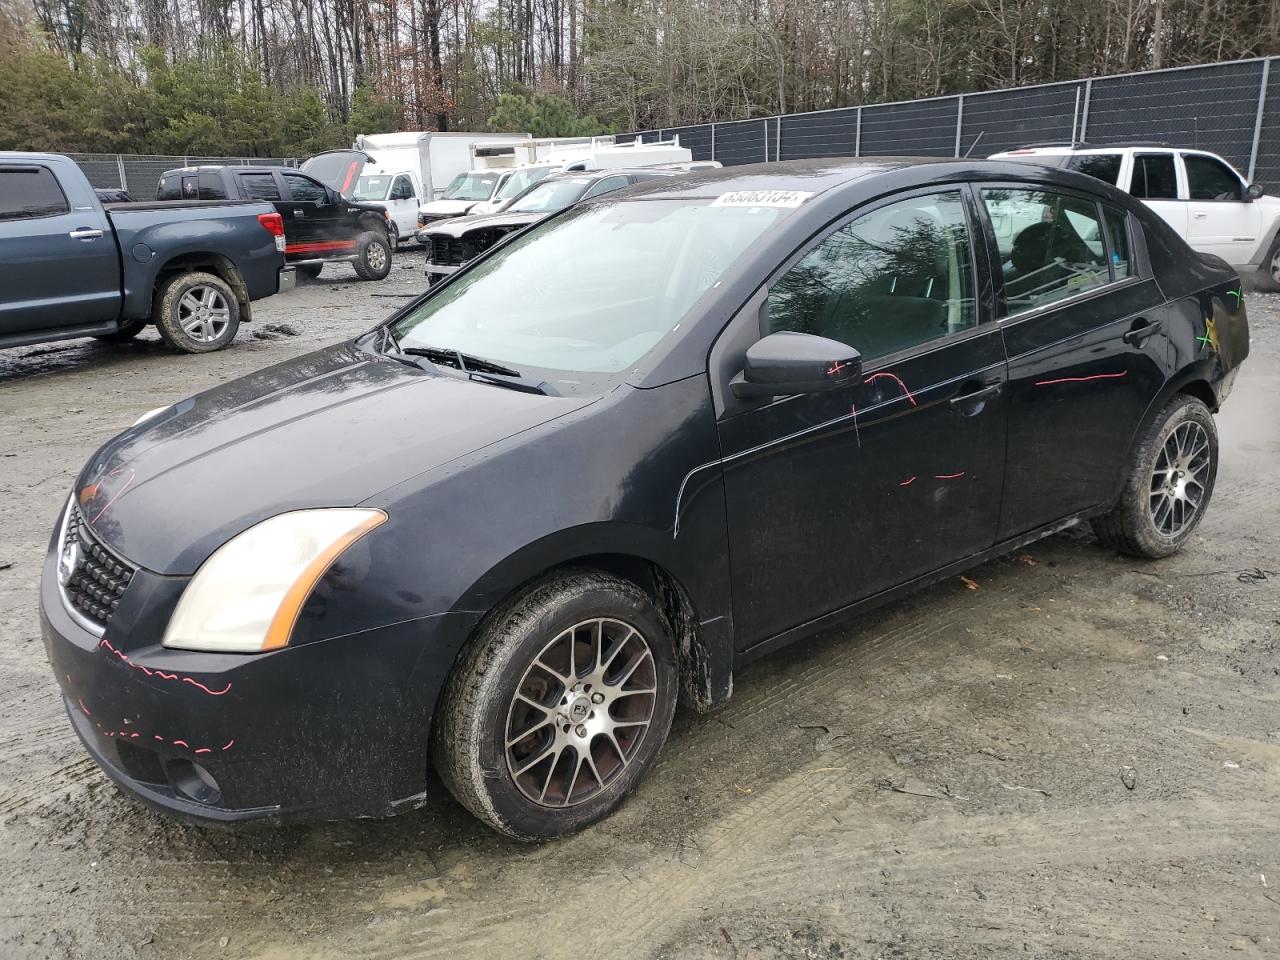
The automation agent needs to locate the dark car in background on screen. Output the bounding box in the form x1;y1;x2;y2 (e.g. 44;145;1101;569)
156;165;393;282
420;169;675;284
44;159;1246;841
1;153;284;353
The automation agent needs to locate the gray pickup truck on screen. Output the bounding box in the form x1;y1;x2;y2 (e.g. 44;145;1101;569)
0;153;286;354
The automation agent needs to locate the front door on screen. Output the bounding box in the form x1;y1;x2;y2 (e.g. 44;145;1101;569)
279;171;351;260
976;184;1172;539
718;188;1008;651
1181;152;1261;267
388;174;418;237
0;161;120;335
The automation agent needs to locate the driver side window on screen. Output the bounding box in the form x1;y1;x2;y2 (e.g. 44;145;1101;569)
767;191;977;360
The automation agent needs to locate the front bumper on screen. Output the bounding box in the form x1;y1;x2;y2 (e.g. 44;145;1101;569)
41;553;467;826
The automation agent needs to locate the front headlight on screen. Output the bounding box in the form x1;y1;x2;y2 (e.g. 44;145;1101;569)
162;508;386;653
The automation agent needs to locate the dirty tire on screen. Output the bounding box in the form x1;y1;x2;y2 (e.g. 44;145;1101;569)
435;569;679;841
352;230;392;281
294;263;323;282
152;271;240;353
94;318;147;342
1092;394;1217;558
1254;235;1280;292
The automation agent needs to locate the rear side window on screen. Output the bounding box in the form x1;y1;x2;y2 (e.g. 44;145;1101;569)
198;170;227;200
282;172;330;203
238;172;282;201
156;175;182;201
1066;153;1122;185
1130;154;1178;200
0;167;69;220
1103;205;1132;280
768;190;977;360
1183;154;1243;201
981;188;1110;313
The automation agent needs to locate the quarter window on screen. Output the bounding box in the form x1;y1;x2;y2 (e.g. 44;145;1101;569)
238;172;282;201
0;167;69;220
1066;153;1123;186
767;191;977;360
1130;153;1178;200
981;188;1110;313
1183;154;1243;201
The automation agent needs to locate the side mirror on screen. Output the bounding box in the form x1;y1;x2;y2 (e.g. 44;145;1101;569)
1246;183;1265;201
730;331;862;399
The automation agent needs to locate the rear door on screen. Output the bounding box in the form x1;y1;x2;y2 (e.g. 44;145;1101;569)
280;170;351;259
976;184;1171;538
717;187;1008;651
0;160;120;335
1126;151;1187;238
1181;152;1261;267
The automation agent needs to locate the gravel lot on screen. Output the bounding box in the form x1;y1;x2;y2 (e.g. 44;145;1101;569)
1;251;1277;959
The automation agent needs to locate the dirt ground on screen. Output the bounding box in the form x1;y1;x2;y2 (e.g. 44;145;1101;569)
0;249;1277;959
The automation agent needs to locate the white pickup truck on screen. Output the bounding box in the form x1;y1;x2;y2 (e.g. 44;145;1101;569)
990;143;1280;289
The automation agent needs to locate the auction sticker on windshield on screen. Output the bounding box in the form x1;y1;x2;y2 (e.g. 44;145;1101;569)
710;190;814;208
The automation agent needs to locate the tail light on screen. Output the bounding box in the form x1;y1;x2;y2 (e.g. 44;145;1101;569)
257;212;286;253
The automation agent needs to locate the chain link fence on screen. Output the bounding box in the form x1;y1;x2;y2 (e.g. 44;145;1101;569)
66;153;299;200
622;56;1280;188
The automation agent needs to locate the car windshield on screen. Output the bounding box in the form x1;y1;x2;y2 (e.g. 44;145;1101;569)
508;179;591;213
353;175;391;200
496;166;555;200
444;173;501;201
390;199;784;379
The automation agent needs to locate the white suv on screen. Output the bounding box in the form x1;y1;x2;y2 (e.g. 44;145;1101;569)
989;143;1280;289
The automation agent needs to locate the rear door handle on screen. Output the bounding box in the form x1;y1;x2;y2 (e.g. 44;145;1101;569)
1122;318;1162;345
69;227;103;240
949;381;1002;412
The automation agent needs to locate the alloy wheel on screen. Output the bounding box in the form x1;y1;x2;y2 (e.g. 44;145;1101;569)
505;618;656;807
178;286;231;343
1149;420;1211;537
366;242;388;271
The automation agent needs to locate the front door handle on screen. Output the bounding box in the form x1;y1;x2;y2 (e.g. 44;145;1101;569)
1122;317;1163;345
69;227;104;240
949;381;1002;414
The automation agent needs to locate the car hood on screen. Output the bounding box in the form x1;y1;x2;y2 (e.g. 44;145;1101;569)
424;211;544;238
74;342;591;575
419;199;477;217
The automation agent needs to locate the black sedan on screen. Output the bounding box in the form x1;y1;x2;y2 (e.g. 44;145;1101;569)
420;169;674;284
42;158;1248;840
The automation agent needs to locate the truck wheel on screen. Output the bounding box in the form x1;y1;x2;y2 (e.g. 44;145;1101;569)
435;569;679;841
353;231;392;281
1091;395;1217;559
153;272;240;353
94;318;148;342
294;263;323;282
1254;236;1280;292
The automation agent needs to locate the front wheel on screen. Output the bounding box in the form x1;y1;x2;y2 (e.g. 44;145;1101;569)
1255;235;1280;292
1091;395;1218;558
352;230;392;281
435;570;678;841
152;271;240;353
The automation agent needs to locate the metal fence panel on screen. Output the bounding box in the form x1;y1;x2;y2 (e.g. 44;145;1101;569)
860;97;960;157
1253;65;1280;190
961;83;1081;156
1084;60;1262;172
710;120;769;166
780;107;860;160
662;124;713;161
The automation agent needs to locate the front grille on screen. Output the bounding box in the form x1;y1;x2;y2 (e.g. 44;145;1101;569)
428;236;473;266
61;504;136;630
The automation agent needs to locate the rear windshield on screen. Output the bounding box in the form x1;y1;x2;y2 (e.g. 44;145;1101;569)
444;173;501;201
391;199;784;381
353;175;391;201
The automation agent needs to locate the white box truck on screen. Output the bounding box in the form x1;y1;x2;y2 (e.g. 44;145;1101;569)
302;131;530;244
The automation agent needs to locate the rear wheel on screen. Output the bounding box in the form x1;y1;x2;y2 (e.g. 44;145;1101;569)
1091;395;1217;558
152;271;240;353
352;230;392;281
435;570;678;841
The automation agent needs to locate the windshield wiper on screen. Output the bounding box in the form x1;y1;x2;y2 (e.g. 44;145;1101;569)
396;345;552;395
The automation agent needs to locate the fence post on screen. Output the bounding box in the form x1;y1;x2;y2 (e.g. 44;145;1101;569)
776;115;782;161
954;95;965;157
855;106;862;157
1079;79;1093;142
115;155;128;192
763;119;769;162
710;123;716;161
1249;58;1271;182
